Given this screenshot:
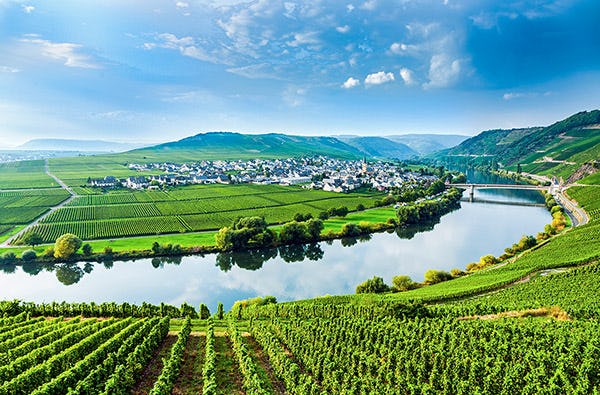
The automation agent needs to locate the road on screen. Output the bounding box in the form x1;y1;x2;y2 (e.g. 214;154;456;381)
0;160;77;247
555;187;589;227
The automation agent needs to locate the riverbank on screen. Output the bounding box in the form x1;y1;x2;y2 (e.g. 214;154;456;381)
0;190;461;265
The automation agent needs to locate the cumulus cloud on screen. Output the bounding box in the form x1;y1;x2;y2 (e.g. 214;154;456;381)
19;37;100;69
347;4;355;12
341;77;360;89
365;71;394;85
423;54;461;89
175;1;189;8
22;5;34;13
399;68;416;85
336;25;350;34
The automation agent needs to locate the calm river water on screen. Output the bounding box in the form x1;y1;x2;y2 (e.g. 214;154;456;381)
0;171;550;312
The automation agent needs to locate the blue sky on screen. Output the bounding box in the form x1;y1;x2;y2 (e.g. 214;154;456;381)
0;0;599;147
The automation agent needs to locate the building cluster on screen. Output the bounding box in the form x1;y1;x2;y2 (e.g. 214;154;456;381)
88;157;437;192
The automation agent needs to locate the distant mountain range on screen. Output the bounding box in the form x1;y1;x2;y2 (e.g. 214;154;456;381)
135;132;468;161
17;139;149;152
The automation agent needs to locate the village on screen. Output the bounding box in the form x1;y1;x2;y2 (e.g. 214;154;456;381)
88;156;438;193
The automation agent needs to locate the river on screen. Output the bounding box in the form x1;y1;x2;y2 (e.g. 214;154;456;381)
0;171;550;312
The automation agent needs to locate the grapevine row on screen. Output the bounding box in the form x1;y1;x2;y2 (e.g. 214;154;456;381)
227;318;270;395
148;316;192;395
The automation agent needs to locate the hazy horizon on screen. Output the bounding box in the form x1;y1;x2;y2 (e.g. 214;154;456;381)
1;0;599;147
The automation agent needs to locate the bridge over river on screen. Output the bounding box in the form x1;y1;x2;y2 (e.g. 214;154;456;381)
447;183;552;197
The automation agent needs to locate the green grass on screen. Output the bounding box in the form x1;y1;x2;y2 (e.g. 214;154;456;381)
323;207;396;232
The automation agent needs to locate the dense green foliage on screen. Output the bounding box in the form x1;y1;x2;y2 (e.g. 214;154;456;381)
251;316;600;394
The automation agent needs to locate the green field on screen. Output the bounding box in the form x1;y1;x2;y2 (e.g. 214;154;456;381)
0;189;70;238
0;160;60;189
14;184;381;243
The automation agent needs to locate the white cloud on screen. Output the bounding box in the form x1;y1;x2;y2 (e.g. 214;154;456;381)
144;33;226;64
341;77;360;89
0;66;20;73
347;4;355;12
360;0;376;11
19;38;100;69
365;71;395;85
286;31;320;47
399;68;416;85
336;25;350;34
175;1;189;8
22;5;34;13
389;42;420;55
423;54;462;89
502;91;551;100
503;92;524;100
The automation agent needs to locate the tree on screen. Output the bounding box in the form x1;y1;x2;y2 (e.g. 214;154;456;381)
392;275;418;292
54;233;82;260
82;243;93;256
341;223;362;237
279;221;309;244
478;254;497;268
517;235;537;251
424;269;453;285
306;219;324;240
22;232;43;248
199;303;210;319
21;250;37;262
217;302;224;319
356;276;389;294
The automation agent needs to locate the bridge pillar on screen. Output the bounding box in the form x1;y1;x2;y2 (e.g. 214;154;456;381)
469;184;475;198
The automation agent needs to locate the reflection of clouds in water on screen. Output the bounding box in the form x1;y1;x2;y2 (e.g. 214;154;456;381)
0;201;551;311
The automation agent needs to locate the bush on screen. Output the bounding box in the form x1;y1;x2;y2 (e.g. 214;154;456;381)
356;276;389;294
392;275;418;292
82;243;93;256
450;268;466;278
356;203;365;211
341;223;362;237
21;250;37;261
424;269;453;285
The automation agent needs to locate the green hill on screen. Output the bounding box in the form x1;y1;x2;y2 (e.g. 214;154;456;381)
441;110;600;179
136;132;365;160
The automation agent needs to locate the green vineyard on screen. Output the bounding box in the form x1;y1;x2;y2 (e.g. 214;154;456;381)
0;309;599;394
17;184;380;243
